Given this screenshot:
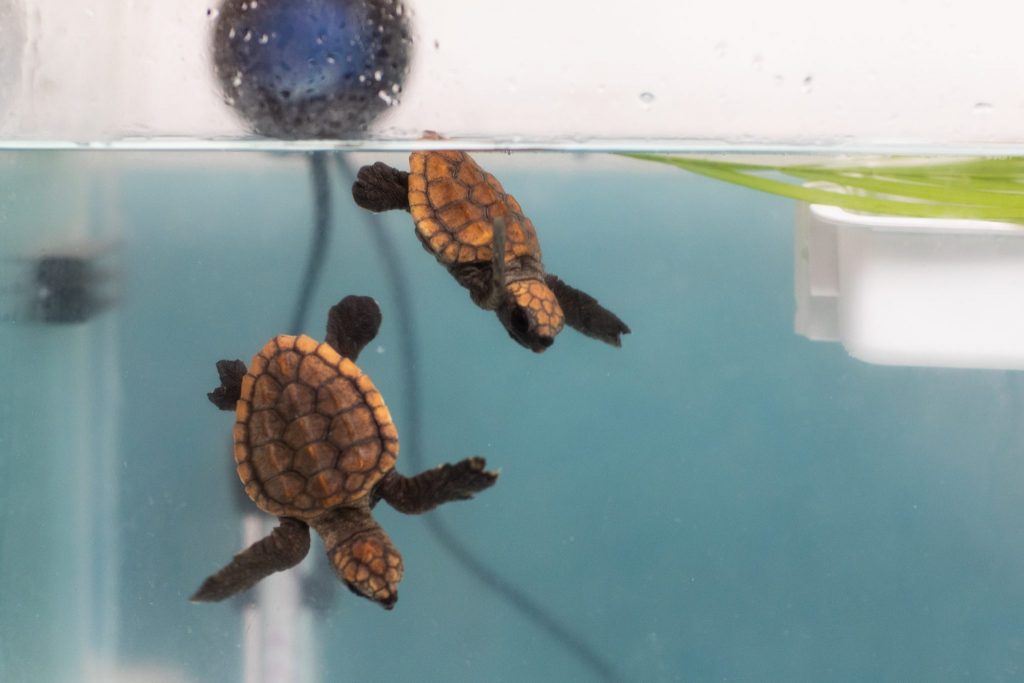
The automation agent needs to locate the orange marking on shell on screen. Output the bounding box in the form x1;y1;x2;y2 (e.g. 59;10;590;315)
408;190;428;207
298;354;332;387
425;154;452;181
249;354;268;375
317;377;361;415
271;351;302;382
409;153;426;175
251;374;280;409
258;339;278;359
410;204;431;222
293;441;339;476
340;440;381;472
233;423;248;445
458;221;492;246
373;406;393;426
329;406;375;447
408;175;426;192
471;183;498;205
380;423;398;440
316;343;340;365
344;473;366;493
295;334;318;355
428;233;451;251
236;399;250;422
308;469;344;498
276;383;316;418
283;414;329;450
265;472;304;503
251;442;293;479
356;374;376;393
428;180;468;207
439;203;484;229
417;218;441;237
236;461;253;483
441;243;460;262
457;160;482;185
338;358;360;379
276;335;296;351
240;374;255;399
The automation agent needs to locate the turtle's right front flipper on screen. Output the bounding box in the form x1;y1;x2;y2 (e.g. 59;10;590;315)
207;359;247;411
544;274;631;347
352;162;410;213
191;517;311;602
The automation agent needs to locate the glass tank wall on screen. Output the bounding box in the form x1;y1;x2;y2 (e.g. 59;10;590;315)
2;2;1024;683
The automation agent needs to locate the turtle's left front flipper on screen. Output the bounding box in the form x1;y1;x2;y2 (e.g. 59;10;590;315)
191;517;311;602
375;457;498;514
544;274;631;347
207;359;247;411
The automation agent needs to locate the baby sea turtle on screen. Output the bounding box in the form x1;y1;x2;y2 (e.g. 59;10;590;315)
192;295;498;609
351;149;631;352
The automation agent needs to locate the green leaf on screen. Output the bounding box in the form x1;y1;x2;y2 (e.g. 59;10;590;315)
623;153;1024;222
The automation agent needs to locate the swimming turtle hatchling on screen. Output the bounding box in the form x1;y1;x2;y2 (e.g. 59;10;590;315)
351;149;631;352
192;295;498;609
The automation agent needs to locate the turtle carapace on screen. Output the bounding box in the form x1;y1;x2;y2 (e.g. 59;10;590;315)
193;295;499;609
351;149;631;352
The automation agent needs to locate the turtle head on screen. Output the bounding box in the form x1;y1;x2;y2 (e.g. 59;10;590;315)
329;528;403;610
497;279;565;352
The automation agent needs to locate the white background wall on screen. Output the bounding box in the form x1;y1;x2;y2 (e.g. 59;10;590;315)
2;0;1023;148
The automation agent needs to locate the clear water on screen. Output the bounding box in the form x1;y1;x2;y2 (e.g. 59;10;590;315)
3;149;1024;683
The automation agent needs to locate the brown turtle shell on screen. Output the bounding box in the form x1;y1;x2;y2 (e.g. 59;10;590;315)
232;334;398;519
407;150;543;267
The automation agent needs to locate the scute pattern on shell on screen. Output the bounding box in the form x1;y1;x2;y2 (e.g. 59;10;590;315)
407;150;543;266
233;334;398;518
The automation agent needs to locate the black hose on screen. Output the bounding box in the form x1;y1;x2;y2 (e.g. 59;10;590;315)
289;152;331;336
333;154;621;683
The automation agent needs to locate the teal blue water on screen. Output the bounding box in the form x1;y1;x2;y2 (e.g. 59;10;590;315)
3;151;1024;682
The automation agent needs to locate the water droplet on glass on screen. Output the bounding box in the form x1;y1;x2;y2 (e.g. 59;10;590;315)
374;69;383;81
802;75;813;93
639;92;655;105
258;34;269;45
974;102;993;112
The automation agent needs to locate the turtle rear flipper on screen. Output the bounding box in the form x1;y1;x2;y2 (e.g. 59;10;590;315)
352;162;410;213
207;359;248;411
544;274;631;347
191;517;311;602
325;295;382;361
375;456;499;514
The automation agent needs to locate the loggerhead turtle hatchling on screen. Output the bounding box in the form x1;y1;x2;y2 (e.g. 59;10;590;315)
192;295;498;609
351;148;631;352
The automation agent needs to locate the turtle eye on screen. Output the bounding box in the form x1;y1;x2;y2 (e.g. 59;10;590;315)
510;307;530;336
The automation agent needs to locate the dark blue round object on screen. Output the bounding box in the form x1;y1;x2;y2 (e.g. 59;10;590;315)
212;0;412;138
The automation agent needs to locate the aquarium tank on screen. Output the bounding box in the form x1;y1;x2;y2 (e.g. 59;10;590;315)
4;1;1024;682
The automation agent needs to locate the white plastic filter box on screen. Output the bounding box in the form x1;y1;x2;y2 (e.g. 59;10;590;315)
795;200;1024;370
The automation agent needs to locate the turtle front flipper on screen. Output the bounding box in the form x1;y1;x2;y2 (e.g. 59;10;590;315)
544;274;631;347
324;295;382;361
375;456;499;515
191;517;311;602
207;359;248;411
351;162;411;213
